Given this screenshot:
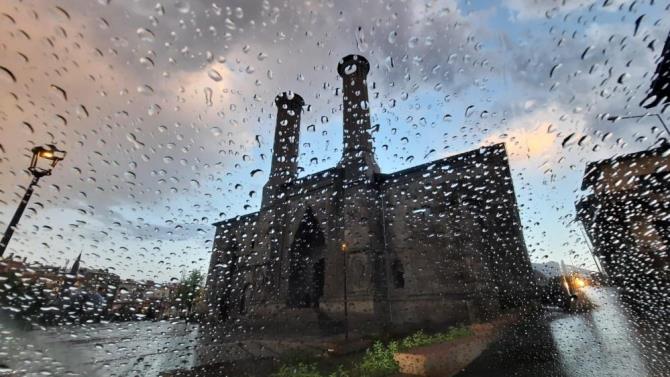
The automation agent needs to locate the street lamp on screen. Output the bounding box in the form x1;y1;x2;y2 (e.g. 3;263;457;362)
605;113;670;141
0;145;66;257
340;242;349;340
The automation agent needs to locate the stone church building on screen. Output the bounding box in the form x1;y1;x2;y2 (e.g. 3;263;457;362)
205;54;534;331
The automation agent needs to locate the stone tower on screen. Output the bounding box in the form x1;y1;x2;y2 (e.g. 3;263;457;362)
336;54;389;325
262;92;305;208
337;54;380;180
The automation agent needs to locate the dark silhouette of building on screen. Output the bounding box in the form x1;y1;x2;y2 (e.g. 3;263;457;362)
641;31;670;109
205;54;534;331
577;143;670;297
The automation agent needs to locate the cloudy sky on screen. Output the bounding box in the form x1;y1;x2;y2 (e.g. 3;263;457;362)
0;0;668;282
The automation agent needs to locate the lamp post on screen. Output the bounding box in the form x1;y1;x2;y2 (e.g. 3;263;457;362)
341;242;349;340
0;145;66;257
605;113;670;140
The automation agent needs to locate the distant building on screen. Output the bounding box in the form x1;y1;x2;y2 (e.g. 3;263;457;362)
577;143;670;293
112;279;180;320
206;54;535;332
77;267;120;310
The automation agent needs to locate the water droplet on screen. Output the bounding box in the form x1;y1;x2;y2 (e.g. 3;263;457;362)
204;87;213;106
0;66;16;83
139;56;154;69
22;121;34;134
54;6;70;21
126;133;145;148
148;103;161;116
54;114;67;126
137;85;154;95
561;132;576;148
137;27;155;42
174;1;190;13
250;169;263;177
388;30;398;44
208;69;223;82
77;104;89;118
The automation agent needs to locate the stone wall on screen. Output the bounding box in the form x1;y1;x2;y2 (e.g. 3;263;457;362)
205;143;535;329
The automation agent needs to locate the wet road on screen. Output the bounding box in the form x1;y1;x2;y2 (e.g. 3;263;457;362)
2;287;668;376
457;287;669;377
0;318;200;376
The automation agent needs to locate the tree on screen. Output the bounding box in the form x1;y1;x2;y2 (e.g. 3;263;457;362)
175;269;204;318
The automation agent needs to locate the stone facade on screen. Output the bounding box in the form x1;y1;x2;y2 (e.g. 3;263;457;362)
205;54;534;331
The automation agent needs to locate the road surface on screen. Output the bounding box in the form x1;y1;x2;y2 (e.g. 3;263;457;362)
457;287;669;377
2;287;668;376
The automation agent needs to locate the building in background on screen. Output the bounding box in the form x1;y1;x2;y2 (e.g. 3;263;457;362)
205;54;535;332
577;143;670;298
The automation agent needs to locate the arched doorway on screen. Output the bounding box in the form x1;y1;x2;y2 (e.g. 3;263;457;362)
288;208;326;308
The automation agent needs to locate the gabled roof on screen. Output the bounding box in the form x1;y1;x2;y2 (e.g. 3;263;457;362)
380;143;507;182
212;143;508;226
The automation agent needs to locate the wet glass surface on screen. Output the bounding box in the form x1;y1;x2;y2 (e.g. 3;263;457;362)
1;0;670;376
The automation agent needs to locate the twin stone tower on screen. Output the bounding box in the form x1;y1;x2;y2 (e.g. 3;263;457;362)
205;54;535;334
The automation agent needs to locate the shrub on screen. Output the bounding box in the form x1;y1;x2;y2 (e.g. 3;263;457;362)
399;327;472;351
328;366;350;377
357;340;399;377
272;326;473;377
271;363;350;377
272;363;322;377
357;327;472;376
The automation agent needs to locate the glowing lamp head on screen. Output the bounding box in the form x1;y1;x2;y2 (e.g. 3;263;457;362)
29;144;66;176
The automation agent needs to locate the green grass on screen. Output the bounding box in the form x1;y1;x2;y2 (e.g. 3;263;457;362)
272;326;473;377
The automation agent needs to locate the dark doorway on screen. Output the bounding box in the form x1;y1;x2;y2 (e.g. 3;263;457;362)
288;208;325;308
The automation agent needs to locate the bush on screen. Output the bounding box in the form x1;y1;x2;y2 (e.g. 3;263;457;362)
272;327;472;377
358;327;472;377
272;363;322;377
358;341;399;377
271;363;349;377
399;327;473;350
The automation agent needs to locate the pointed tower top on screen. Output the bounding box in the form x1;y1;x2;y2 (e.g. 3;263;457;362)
70;252;82;276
